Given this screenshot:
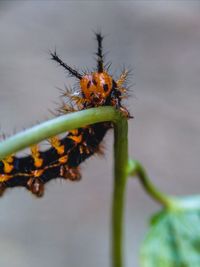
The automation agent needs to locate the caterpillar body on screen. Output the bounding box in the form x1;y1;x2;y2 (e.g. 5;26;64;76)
0;33;130;197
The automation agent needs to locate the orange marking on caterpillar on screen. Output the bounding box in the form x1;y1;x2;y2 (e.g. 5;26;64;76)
68;134;82;144
2;155;14;173
69;129;79;135
32;169;44;178
58;155;68;164
31;145;43;168
49;136;65;155
0;174;12;182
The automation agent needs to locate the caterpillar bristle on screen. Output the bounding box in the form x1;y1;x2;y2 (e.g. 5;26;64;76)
57;104;76;115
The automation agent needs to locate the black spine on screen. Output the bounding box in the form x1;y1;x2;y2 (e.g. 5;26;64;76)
95;32;104;73
50;50;82;80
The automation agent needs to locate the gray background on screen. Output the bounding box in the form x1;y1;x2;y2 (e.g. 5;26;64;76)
0;1;200;267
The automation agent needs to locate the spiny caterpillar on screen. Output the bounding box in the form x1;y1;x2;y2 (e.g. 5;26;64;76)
0;33;130;197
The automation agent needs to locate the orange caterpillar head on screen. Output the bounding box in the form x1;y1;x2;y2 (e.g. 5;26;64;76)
51;32;130;117
80;71;113;105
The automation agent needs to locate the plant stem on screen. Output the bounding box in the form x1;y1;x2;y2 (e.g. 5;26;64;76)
112;116;129;267
0;106;120;160
127;160;179;209
128;160;200;211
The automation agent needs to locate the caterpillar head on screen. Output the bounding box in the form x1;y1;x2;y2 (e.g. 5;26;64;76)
80;71;113;106
50;32;131;117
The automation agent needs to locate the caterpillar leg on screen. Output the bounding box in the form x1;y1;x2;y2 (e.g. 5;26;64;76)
27;177;44;197
60;165;81;181
0;182;6;196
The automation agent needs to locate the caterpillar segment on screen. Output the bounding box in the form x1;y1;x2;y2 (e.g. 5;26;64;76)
0;32;131;197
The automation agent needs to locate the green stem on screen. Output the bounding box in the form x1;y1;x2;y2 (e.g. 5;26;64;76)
128;160;172;207
0;107;120;160
127;160;180;210
128;160;200;211
112;116;129;267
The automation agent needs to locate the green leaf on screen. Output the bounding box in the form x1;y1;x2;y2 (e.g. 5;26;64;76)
140;208;200;267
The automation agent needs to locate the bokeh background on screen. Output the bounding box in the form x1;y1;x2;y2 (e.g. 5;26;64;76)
1;1;200;267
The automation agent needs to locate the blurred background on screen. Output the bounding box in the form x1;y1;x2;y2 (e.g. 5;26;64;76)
1;1;200;267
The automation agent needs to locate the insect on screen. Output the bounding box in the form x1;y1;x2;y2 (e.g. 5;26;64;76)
0;33;130;197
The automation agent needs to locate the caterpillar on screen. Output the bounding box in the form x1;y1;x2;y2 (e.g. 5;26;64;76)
0;33;130;197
